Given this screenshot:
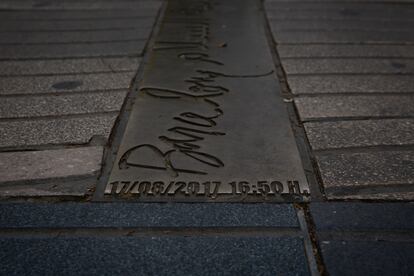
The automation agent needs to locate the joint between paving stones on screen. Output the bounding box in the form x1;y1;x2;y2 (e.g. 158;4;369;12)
262;2;326;202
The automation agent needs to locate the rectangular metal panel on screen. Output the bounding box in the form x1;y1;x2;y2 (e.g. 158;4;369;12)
104;0;310;201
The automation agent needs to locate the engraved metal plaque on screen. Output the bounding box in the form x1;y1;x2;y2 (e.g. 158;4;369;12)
104;0;310;201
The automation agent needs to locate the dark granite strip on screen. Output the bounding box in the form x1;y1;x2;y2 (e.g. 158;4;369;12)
310;202;414;231
0;236;309;276
320;241;414;276
0;203;299;228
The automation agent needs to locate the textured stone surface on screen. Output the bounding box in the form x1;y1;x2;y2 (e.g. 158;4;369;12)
0;237;309;276
282;58;414;74
310;202;414;231
0;91;127;118
294;95;414;120
311;203;414;275
0;72;135;95
304;119;414;150
288;75;414;94
316;151;414;199
0;179;95;197
266;8;414;20
0;10;158;20
0;18;154;31
0;29;150;44
278;45;414;58
0;0;161;10
275;31;414;44
320;241;414;276
0;58;140;76
0;203;299;228
269;19;414;32
0;146;103;184
0;114;117;148
0;42;146;59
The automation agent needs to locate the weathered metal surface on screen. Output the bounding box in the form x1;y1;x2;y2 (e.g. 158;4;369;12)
104;0;310;201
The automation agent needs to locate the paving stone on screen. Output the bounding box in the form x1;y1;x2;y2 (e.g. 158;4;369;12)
0;203;299;228
269;19;414;32
0;29;149;44
278;45;414;58
310;202;414;231
0;1;161;10
0;18;154;31
282;58;414;74
315;151;414;199
0;146;103;184
266;2;414;12
0;58;140;76
294;95;414;120
0;113;117;148
0;179;95;197
274;31;414;44
0;91;127;119
0;9;158;20
0;42;145;59
0;72;135;95
266;9;414;21
304;119;414;150
287;75;414;94
320;241;414;276
310;202;414;275
0;237;309;276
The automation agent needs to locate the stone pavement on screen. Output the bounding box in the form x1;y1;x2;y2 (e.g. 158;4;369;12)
0;0;413;275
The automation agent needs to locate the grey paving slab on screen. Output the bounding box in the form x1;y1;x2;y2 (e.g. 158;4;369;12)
288;75;414;94
0;178;94;197
310;202;414;275
0;9;158;20
0;42;145;59
310;202;414;231
0;91;127;119
0;18;154;31
274;31;414;44
0;29;149;44
0;72;135;95
294;95;414;120
0;58;140;76
304;119;414;150
0;146;103;184
0;113;117;148
269;19;414;32
282;58;414;74
0;236;309;276
0;1;161;10
320;241;414;276
316;150;414;199
266;2;414;12
266;9;414;21
278;45;414;58
0;203;299;228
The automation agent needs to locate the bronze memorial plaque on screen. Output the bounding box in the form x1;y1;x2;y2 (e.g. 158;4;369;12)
103;0;310;202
